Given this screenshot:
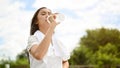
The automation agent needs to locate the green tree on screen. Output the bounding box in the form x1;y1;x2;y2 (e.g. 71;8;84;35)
80;28;120;51
16;49;29;65
16;49;28;60
69;27;120;68
0;49;29;68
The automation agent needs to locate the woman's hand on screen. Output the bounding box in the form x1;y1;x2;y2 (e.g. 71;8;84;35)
47;13;59;25
63;61;69;68
47;14;55;23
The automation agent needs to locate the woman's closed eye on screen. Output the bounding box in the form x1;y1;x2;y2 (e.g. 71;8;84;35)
41;12;51;16
41;13;46;15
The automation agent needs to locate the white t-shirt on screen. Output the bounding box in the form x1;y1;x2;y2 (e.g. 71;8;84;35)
27;30;70;68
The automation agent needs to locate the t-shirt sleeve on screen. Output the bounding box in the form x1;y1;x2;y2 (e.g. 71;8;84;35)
27;35;39;52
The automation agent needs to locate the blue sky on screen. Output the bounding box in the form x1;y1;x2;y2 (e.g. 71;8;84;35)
0;37;4;45
0;0;120;60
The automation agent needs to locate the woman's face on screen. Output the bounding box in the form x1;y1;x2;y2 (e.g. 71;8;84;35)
37;8;51;27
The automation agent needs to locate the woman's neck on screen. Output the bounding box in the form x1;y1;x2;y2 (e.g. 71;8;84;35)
39;25;50;35
39;28;46;35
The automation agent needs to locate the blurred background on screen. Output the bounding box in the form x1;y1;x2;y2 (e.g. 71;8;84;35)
0;0;120;68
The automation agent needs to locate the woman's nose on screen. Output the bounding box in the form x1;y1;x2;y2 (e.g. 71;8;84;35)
45;14;49;18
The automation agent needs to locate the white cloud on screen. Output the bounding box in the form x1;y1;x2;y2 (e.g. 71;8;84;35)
33;0;100;10
0;0;34;60
0;0;25;17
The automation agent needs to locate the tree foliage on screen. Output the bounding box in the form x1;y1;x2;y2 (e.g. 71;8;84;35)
16;49;29;65
69;27;120;67
0;49;29;68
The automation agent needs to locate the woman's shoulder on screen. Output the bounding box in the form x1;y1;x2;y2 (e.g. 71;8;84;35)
28;35;37;39
28;35;36;38
28;35;38;42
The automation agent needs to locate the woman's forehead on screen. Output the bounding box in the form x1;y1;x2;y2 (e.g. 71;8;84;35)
39;8;52;13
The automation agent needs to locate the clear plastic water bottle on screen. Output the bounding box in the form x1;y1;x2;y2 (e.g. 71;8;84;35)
47;13;65;23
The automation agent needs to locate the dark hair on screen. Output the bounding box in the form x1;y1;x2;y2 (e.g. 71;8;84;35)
27;7;47;64
30;7;47;35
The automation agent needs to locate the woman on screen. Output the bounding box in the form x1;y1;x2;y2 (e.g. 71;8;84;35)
26;7;70;68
